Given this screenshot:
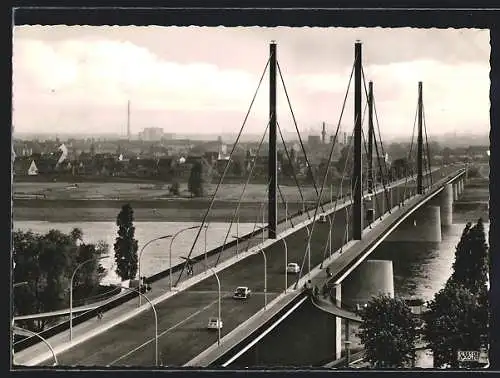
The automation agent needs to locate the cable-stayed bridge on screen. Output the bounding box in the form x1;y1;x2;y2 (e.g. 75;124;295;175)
12;41;468;368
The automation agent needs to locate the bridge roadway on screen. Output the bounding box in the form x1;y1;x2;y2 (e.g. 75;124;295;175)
194;167;464;368
17;166;461;367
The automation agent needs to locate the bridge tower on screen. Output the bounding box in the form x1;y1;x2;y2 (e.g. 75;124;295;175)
268;41;278;239
352;41;363;240
417;81;424;194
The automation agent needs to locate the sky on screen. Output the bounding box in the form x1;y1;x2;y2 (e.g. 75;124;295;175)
12;26;490;139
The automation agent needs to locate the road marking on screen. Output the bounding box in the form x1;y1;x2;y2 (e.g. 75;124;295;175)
107;299;218;366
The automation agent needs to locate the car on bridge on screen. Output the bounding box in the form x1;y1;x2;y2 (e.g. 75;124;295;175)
233;286;252;299
207;317;223;330
286;262;300;274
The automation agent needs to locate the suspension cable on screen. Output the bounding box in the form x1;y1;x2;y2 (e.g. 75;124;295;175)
402;102;419;201
361;70;392;215
423;102;434;188
277;183;294;227
361;126;383;224
244;177;271;253
320;123;356;264
293;59;356;286
175;59;270;285
214;120;270;267
277;121;311;221
277;61;328;214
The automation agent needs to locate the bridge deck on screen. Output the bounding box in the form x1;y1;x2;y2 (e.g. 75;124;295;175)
13;166;463;367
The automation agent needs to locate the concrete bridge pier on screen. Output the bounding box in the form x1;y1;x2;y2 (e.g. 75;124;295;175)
386;205;442;242
333;284;342;360
333;260;394;360
453;183;459;201
432;184;453;226
341;260;395;309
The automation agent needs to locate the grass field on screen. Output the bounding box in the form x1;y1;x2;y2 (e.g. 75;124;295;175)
13;180;341;222
13;181;333;203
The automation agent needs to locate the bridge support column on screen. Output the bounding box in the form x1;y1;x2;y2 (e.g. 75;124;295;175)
453;184;458;201
433;184;453;226
334;284;342;360
386;205;442;242
341;259;395;309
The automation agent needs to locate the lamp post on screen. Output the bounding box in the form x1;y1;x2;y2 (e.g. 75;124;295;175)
261;204;265;243
116;285;159;366
231;215;240;257
257;248;268;309
138;234;172;307
12;325;58;366
209;268;222;346
69;255;109;341
204;224;209;273
305;226;311;276
11;281;28;367
282;238;288;293
169;225;206;290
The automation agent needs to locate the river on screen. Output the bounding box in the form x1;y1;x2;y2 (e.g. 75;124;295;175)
13;221;261;285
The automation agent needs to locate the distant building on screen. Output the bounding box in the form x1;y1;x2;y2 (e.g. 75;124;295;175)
139;127;165;141
308;135;321;147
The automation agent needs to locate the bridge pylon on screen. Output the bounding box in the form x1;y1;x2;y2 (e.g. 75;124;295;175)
352;41;363;240
268;41;277;239
417;81;424;194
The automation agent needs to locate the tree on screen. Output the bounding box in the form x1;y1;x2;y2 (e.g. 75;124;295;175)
422;281;488;368
188;161;204;197
357;294;420;368
450;218;489;295
13;228;107;332
114;204;139;281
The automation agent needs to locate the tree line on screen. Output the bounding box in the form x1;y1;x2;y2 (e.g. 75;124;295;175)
356;218;489;368
13;204;141;332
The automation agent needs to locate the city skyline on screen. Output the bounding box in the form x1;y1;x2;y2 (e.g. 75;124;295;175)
12;26;490;139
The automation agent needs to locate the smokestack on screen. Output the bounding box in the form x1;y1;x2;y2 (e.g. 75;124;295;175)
127;100;131;141
322;122;326;144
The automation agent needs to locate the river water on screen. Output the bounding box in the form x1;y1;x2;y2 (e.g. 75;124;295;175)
13;221;261;285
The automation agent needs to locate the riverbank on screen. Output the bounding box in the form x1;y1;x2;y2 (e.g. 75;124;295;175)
12;201;308;223
452;177;489;223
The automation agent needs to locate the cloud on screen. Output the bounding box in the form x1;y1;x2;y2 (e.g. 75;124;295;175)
12;27;490;138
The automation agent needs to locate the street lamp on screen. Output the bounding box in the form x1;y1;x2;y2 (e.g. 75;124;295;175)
231;215;240;257
115;285;159;366
169;225;207;290
204;224;209;273
209;268;222;346
305;226;311;276
282;238;288;293
11;281;28;367
12;325;58;366
138;234;173;306
257;248;268;309
320;215;333;268
69;255;109;341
